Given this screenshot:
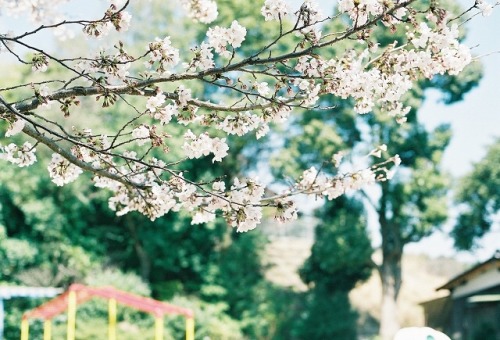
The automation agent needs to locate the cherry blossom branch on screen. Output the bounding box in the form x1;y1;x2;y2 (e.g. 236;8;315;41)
0;0;489;231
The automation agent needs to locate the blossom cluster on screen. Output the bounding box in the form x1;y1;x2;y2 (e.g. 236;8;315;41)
291;20;472;122
2;117;47;172
48;153;83;186
338;0;407;26
143;87;193;126
5;118;25;137
206;21;247;57
261;0;291;21
407;23;472;76
181;0;218;24
183;130;229;162
184;43;215;71
191;178;269;232
95;166;268;232
146;37;180;75
0;142;37;167
82;3;132;38
298;166;376;199
217;103;291;140
75;49;132;84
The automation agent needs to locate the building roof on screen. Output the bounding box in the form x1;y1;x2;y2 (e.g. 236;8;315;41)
467;294;500;303
437;250;500;291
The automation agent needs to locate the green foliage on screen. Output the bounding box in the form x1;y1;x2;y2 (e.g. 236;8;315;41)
0;105;273;340
51;318;133;340
452;139;500;250
212;232;266;309
0;226;37;277
165;296;245;340
2;297;48;340
300;197;373;291
296;288;358;340
271;101;358;178
295;197;372;340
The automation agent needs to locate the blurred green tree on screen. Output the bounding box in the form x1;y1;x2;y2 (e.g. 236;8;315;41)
298;197;372;339
452;138;500;250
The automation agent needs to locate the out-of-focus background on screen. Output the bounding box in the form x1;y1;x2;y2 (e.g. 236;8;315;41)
1;0;498;339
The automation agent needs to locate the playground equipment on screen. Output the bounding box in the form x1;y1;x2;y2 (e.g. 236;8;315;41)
20;284;194;340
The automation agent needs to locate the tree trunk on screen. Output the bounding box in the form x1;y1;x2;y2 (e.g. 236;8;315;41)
126;218;151;281
378;183;404;340
133;236;151;281
379;248;402;340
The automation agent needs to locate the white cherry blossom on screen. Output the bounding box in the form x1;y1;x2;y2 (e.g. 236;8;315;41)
146;92;166;113
153;104;178;125
207;20;247;57
476;0;493;16
261;0;290;21
132;125;150;145
255;82;271;96
146;36;180;74
0;142;36;167
181;0;218;23
5;118;25;137
47;153;83;186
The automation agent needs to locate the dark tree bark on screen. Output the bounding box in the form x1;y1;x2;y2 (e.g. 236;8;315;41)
378;186;404;340
126;219;151;281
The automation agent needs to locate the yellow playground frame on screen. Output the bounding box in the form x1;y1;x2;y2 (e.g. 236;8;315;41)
20;284;194;340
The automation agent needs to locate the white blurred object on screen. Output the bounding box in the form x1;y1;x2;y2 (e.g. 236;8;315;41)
394;327;451;340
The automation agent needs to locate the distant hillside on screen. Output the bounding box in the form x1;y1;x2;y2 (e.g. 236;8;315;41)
264;237;469;337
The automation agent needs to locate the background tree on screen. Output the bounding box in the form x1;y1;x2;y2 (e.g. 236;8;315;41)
271;1;483;338
367;111;453;339
298;197;373;340
452;138;500;250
